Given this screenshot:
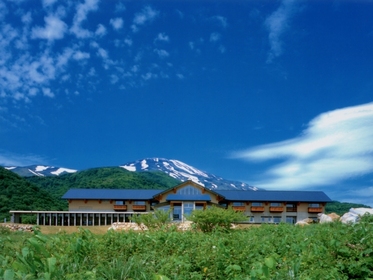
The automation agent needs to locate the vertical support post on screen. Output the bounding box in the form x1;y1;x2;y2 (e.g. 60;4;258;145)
36;213;39;225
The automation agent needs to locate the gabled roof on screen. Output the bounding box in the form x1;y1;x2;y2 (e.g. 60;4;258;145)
154;180;221;197
215;190;332;202
62;189;160;200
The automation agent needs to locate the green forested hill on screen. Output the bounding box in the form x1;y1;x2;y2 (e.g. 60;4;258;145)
26;167;180;202
1;167;180;221
0;167;64;221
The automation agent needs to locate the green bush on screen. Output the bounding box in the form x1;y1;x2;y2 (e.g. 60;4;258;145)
132;209;171;230
186;206;247;232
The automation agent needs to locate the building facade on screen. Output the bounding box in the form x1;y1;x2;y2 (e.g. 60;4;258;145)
11;180;332;225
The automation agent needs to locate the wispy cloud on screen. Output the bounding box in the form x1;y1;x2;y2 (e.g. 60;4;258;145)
110;17;124;30
265;0;297;63
211;15;227;28
131;6;159;32
0;151;49;167
155;33;169;42
232;103;373;190
70;0;99;38
31;15;67;41
154;49;169;59
210;32;221;42
95;24;107;37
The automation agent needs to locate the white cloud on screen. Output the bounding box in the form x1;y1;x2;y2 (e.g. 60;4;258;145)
210;32;221;42
73;51;90;60
142;72;157;80
212;15;227;28
110;17;124;30
155;32;169;42
70;0;99;38
233;103;373;190
124;38;132;46
154;49;169;59
115;2;126;13
131;6;159;32
95;24;107;37
42;87;55;98
265;0;297;63
31;15;67;40
42;0;57;8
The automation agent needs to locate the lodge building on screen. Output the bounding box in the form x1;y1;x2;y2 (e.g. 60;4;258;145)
10;180;332;226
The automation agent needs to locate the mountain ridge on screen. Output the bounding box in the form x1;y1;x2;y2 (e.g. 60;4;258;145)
4;158;258;191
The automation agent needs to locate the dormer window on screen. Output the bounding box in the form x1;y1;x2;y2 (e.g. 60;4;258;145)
176;185;202;195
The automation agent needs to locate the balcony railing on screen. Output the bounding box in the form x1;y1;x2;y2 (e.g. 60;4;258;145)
232;206;246;211
132;205;146;211
113;205;127;211
269;207;284;212
308;207;322;213
251;206;265;212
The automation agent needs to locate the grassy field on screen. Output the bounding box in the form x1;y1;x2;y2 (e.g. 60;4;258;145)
1;218;373;279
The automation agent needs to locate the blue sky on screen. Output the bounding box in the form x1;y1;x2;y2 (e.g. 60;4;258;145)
1;0;372;206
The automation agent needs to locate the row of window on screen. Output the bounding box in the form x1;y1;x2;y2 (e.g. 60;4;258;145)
115;201;146;205
231;202;321;207
115;200;321;207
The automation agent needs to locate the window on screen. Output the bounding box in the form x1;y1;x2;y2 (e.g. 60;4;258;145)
232;202;244;206
115;201;124;205
195;203;204;210
183;202;194;217
249;216;255;223
286;203;297;212
261;216;271;223
157;205;170;212
270;202;281;207
273;216;281;223
177;185;202;195
309;203;320;207
252;202;263;206
134;201;146;205
286;216;296;224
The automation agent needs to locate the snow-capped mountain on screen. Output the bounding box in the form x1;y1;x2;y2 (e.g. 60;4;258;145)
120;158;259;191
4;165;77;177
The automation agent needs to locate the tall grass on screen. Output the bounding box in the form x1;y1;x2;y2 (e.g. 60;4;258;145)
1;221;372;279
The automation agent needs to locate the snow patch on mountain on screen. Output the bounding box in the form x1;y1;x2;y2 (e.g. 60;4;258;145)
4;166;16;170
51;168;77;175
3;165;77;177
35;166;50;172
120;158;258;191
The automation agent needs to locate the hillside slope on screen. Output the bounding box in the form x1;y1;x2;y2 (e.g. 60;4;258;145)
0;167;64;221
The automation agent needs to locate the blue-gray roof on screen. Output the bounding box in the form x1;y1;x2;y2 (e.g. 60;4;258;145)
62;189;160;200
166;194;211;201
215;190;332;202
62;187;331;203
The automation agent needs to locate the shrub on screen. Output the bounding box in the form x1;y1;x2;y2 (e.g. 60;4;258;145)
186;206;246;232
132;209;171;230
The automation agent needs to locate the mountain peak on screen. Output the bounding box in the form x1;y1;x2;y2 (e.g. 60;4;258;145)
3;165;77;177
120;157;258;191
